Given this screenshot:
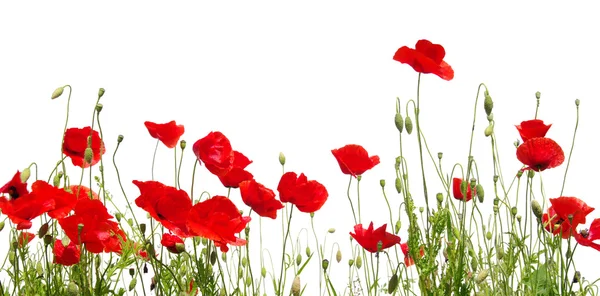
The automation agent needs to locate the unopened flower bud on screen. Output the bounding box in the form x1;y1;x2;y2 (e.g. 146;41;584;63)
279;152;286;166
38;223;49;238
53;174;61;187
180;140;186;150
394;113;404;133
395;177;402;194
419;207;424;213
322;259;329;270
44;235;53;245
348;259;354;266
476;184;484;203
516;170;523;178
573;271;581;283
484;94;493;116
84;148;94;164
484;124;493;137
355;255;362;269
291;276;301;296
336;249;342;263
511;207;518;217
20;168;31;183
405;116;413;134
514;140;520;148
51;86;64;100
486;232;492;241
535;91;541;100
395;220;401;234
128;278;137;291
493;175;499;183
98;88;105;98
261;267;267;278
531;200;543;220
305;246;311;256
0;221;4;232
115;212;122;222
476;269;489;284
380;179;385;188
67;282;79;296
388;273;399;293
296;254;302;266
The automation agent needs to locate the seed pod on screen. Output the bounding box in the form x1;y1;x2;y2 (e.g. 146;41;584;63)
405;116;413;134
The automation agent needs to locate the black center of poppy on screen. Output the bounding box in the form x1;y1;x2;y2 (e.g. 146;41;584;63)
8;186;19;199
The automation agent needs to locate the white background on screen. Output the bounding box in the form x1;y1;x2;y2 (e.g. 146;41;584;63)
1;1;600;294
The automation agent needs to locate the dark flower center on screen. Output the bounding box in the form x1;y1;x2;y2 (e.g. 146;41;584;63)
8;186;19;199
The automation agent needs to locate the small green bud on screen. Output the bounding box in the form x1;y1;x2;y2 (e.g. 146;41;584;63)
405;116;413;134
245;276;251;287
115;212;122;222
484;94;494;116
0;221;4;232
573;271;581;283
128;278;137;291
575;99;580;107
210;250;217;265
328;228;336;234
419;207;424;213
484;124;493;137
296;254;302;266
241;257;248;267
394;156;401;170
486;232;492;241
527;169;535;179
51;86;64;100
535;91;541;100
279;152;286;166
388;273;399;293
52;174;61;187
98;88;105;98
348;259;354;266
476;269;489;284
238;267;243;278
355;255;362;269
493;175;499;183
497;244;504;260
394;113;404;133
476;184;484;203
531;200;543;220
221;252;227;262
395;220;401;234
516;170;523;178
322;259;329;270
380;179;385;188
127;218;133;227
336;249;342;263
20;168;31;183
84;147;94;164
180;140;186;150
517;215;522;223
511;207;518;216
395;177;402;194
436;193;444;203
261;267;267;278
117;135;124;143
36;261;43;277
305;246;311;257
514;140;520;148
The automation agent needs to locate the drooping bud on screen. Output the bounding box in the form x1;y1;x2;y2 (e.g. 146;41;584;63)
511;207;518;217
394;113;404;133
84;148;94;164
51;86;65;100
531;200;543;220
395;177;402;194
98;88;105;98
336;249;342;263
348;259;354;267
486;232;492;241
261;267;267;278
405;116;413;134
305;246;311;257
279;152;286;166
484;124;493;137
296;254;302;266
388;273;399;293
38;223;49;238
476;184;484;203
395;220;401;234
128;278;137;291
573;271;581;283
355;255;362;269
20;168;31;183
484;93;493;116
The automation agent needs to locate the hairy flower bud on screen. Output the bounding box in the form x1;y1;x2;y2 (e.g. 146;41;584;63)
279;152;286;166
531;200;543;220
20;168;31;183
355;255;362;269
476;184;484;203
395;177;402;194
0;221;4;232
484;124;493;137
476;269;489;284
336;249;342;263
394;113;404;133
84;147;94;164
484;94;493;116
305;246;311;257
405;116;413;134
395;220;401;234
261;267;266;278
51;86;64;100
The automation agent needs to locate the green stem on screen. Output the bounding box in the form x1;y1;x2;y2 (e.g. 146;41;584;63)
560;101;580;196
277;206;294;295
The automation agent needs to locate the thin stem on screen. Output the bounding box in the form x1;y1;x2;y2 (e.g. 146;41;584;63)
151;139;159;181
277;206;294;295
560;101;580;196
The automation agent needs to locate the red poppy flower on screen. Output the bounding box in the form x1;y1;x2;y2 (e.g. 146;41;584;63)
331;145;380;177
53;239;81;266
516;137;564;171
542;197;594;239
133;180;192;238
277;172;328;213
62;127;105;168
452;178;476;202
69;185;99;200
218;151;254;188
0;171;29;200
393;39;454;81
401;242;425;267
17;232;35;247
0;184;55;230
575;218;600;252
186;195;251;252
144;120;185;149
350;222;400;253
239;179;284;219
58;198;126;254
192;132;235;177
161;233;185;254
516;119;552;142
31;181;77;219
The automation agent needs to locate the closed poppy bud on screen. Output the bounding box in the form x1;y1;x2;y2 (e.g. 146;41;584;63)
0;221;4;232
44;234;53;245
511;207;518;216
405;116;413;134
516;170;523;178
531;200;543;220
476;185;484;202
336;249;342;263
279;152;286;166
180;140;186;150
395;220;401;234
484;94;493;116
291;276;300;296
380;179;385;188
486;232;492;240
84;148;94;164
394;113;404;133
20;168;31;183
388;273;399;293
476;269;489;284
497;244;504;260
355;255;362;269
51;86;64;100
115;212;122;222
436;193;443;203
53;174;61;187
395;177;402;193
221;252;227;262
348;259;354;266
484;124;493;137
527;169;535;179
438;152;443;160
328;228;336;234
322;259;329;270
38;223;49;238
395;156;401;170
36;261;43;276
129;278;137;291
305;246;311;257
210;251;217;265
98;88;105;98
296;254;302;266
261;267;266;278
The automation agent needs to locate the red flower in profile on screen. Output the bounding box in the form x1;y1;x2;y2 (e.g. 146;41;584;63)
218;151;254;188
332;145;380;177
0;183;55;230
350;222;400;253
18;232;35;248
277;172;328;213
53;239;81;266
62;127;105;168
401;242;424;267
239;179;284;219
393;39;454;81
144;120;185;149
31;181;77;219
161;233;185;254
575;218;600;252
0;171;29;200
192;132;235;177
516;138;564;171
69;185;99;200
186;195;251;252
452;178;476;202
542;196;594;239
133;180;192;238
58;198;126;254
516;119;552;142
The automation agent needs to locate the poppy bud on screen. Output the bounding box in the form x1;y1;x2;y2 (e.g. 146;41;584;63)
44;235;53;245
419;207;424;213
437;152;443;160
484;124;493;137
575;99;580;107
476;269;489;284
395;177;402;194
95;104;103;113
535;91;541;100
291;276;301;296
238;267;243;278
573;271;581;283
484;94;493;116
322;259;329;270
514;140;520;148
405;116;413;134
355;255;362;269
8;250;15;264
380;179;385;188
67;282;79;296
336;249;342;263
0;221;4;232
486;232;492;241
180;140;186;150
348;259;354;266
115;212;122;222
436;193;443;203
511;207;517;217
129;278;137;291
394;113;404;133
531;200;543;220
476;185;484;203
516;170;523;178
395;156;401;170
117;135;124;143
84;148;94;164
527;169;535;179
261;267;266;278
305;246;311;257
388;273;399;293
127;218;133;227
279;152;286;166
493;175;499;183
20;168;31;183
221;252;227;262
36;261;43;277
395;220;401;234
517;215;522;223
53;174;61;187
245;276;251;287
98;88;105;98
497;244;504;260
328;228;336;234
296;254;302;266
51;86;64;100
38;223;49;238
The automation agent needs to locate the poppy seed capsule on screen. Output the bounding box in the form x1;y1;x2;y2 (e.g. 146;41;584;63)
380;179;385;188
38;223;49;238
180;140;186;150
394;113;404;133
98;88;105;98
95;104;103;113
117;135;124;143
322;259;329;270
51;86;64;100
484;94;493;116
405;116;413;134
535;91;541;99
575;99;580;107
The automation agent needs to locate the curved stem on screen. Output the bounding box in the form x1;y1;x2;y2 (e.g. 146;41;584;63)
560;102;580;196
